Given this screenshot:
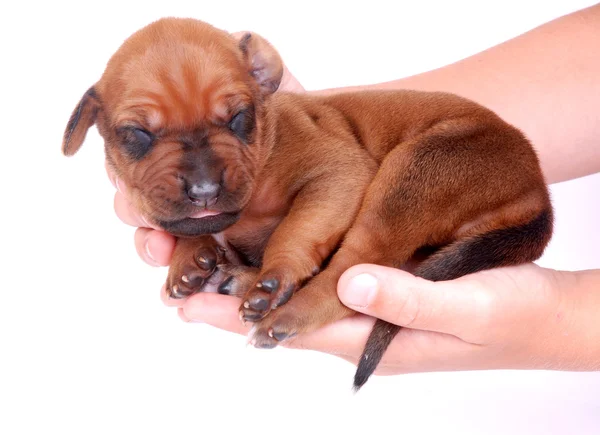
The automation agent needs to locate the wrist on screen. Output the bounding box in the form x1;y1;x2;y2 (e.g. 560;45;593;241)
542;269;600;371
567;269;600;370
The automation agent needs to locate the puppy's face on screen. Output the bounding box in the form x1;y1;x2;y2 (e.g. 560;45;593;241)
63;18;283;237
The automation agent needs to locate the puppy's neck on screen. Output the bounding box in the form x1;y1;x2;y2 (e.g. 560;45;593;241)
253;100;280;175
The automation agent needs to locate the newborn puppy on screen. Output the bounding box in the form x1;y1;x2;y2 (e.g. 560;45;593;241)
62;18;553;390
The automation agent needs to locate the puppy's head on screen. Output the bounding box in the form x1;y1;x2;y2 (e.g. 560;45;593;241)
63;18;283;237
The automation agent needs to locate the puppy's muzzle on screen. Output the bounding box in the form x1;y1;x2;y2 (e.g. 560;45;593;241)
158;212;241;237
185;179;220;208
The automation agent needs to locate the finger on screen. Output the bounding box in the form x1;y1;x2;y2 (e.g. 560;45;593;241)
105;160;117;189
161;284;186;307
181;293;250;335
105;160;129;198
283;314;373;358
337;264;495;340
373;328;486;375
279;66;305;93
286;315;483;375
174;284;486;375
177;307;197;323
134;228;176;267
114;191;147;227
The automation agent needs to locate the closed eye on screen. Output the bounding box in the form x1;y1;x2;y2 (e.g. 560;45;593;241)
133;128;153;147
228;106;255;144
117;126;155;160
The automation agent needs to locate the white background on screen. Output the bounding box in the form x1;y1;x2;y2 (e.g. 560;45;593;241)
1;1;599;434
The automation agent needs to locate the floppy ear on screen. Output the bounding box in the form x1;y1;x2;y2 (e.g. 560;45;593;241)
62;86;100;156
236;32;284;96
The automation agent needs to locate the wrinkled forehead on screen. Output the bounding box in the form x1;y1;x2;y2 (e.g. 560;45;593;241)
99;25;253;130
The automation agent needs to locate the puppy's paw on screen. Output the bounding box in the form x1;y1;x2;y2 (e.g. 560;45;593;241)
239;271;301;322
211;264;259;297
166;244;225;299
247;311;301;349
246;271;354;349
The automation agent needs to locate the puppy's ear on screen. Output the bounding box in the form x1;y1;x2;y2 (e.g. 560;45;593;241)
62;86;100;156
236;32;284;96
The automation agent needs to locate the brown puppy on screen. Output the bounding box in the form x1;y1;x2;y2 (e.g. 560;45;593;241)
62;18;553;390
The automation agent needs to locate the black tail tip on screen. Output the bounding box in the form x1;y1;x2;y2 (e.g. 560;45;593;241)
351;320;401;393
352;382;364;394
352;365;371;393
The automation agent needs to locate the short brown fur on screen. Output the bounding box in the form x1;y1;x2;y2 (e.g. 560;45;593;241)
63;18;553;389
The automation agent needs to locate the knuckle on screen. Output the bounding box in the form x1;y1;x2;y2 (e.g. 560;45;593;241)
391;286;422;328
134;228;159;266
113;192;130;221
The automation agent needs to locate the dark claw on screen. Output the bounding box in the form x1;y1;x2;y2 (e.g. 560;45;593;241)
180;270;205;290
218;276;234;295
195;254;216;271
241;310;263;322
258;278;279;293
272;330;296;342
169;284;194;299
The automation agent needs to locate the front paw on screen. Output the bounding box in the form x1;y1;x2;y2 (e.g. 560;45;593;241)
247;311;300;349
239;272;301;323
166;245;225;299
245;270;355;349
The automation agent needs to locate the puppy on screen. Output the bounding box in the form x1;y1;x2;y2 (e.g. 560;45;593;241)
62;18;553;390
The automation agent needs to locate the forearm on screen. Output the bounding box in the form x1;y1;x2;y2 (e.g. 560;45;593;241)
315;5;600;184
556;268;600;370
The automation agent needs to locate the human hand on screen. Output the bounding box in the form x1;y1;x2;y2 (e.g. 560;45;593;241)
110;141;597;375
174;262;600;374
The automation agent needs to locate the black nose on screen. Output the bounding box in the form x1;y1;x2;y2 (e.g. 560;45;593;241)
186;180;220;206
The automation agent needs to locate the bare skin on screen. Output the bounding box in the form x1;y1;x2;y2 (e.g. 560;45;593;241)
110;4;600;374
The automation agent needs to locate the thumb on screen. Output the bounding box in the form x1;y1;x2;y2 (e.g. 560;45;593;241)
337;264;497;340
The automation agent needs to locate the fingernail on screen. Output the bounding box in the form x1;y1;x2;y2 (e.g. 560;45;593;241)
144;237;159;266
178;307;202;323
341;273;378;308
181;302;205;324
140;214;152;228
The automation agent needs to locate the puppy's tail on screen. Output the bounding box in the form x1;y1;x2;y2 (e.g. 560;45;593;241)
353;209;553;391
